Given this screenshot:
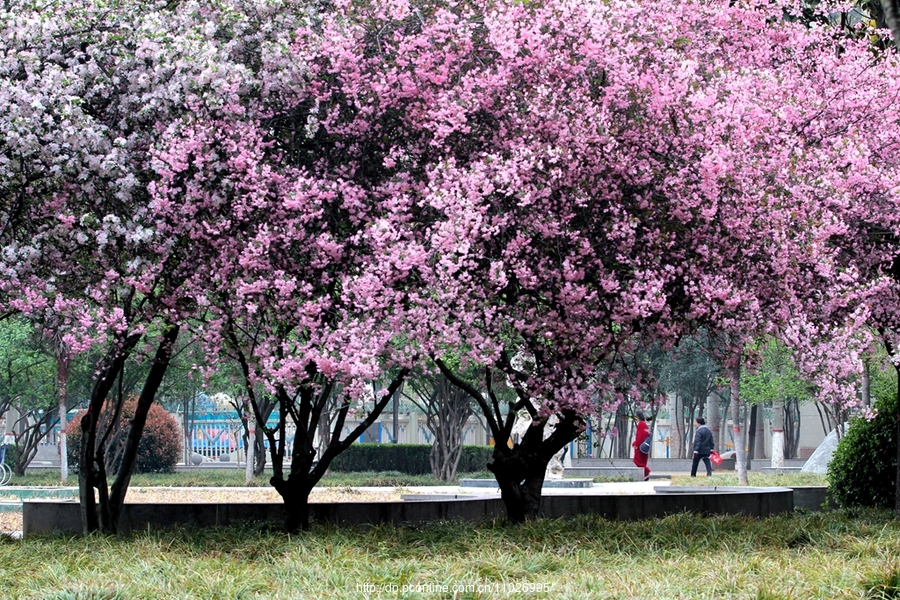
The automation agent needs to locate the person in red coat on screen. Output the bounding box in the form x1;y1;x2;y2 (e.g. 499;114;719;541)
632;411;651;481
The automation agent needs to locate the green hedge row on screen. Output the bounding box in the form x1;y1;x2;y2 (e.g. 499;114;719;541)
327;444;494;475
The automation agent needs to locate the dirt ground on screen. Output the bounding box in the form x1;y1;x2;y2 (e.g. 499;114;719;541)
0;487;405;533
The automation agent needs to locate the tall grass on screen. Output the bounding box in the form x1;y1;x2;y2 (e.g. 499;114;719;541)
1;509;897;599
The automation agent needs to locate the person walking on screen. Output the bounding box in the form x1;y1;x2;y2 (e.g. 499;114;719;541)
691;416;715;477
632;411;651;481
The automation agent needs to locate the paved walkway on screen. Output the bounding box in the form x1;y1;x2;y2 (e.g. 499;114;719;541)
359;479;675;496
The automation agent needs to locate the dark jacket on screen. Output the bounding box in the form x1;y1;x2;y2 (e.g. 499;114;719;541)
693;425;714;455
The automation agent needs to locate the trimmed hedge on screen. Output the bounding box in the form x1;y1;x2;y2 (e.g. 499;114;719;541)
328;444;494;475
68;400;182;474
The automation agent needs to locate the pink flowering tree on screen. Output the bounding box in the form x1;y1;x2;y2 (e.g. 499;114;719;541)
149;116;422;531
417;0;900;502
0;0;305;533
270;0;900;520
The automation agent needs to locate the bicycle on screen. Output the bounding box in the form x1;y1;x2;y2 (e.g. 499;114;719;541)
0;444;11;486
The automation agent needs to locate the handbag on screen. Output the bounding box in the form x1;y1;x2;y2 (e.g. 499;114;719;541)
710;449;723;466
639;437;651;454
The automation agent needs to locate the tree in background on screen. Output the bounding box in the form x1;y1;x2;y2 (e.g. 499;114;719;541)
658;334;723;459
741;338;811;465
404;371;479;482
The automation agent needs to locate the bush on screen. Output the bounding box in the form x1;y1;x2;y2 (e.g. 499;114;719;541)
68;400;182;474
828;393;897;509
329;444;493;475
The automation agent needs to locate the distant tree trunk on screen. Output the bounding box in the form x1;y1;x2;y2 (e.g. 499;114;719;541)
747;404;758;471
753;404;766;459
405;374;474;482
10;408;56;476
771;399;785;468
241;396;273;478
57;344;70;483
880;0;900;51
615;404;629;458
895;362;900;517
669;392;684;458
708;392;721;457
730;361;748;485
861;359;871;407
245;410;255;485
426;378;472;482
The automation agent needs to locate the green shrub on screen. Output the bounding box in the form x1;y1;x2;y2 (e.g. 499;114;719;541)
328;443;493;475
68;400;182;474
828;393;897;509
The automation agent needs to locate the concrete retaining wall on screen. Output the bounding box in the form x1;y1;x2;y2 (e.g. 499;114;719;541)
789;486;834;511
23;487;794;536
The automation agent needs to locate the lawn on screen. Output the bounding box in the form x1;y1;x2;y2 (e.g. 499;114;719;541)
8;468;830;489
4;469;497;488
0;508;897;599
5;469;890;599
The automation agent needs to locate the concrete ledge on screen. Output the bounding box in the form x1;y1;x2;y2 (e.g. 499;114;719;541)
789;486;835;511
459;478;594;488
759;467;803;474
539;487;792;520
563;467;645;481
0;487;78;500
24;498;508;535
23;486;794;536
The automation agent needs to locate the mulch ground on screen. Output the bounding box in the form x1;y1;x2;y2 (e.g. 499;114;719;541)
0;487;405;533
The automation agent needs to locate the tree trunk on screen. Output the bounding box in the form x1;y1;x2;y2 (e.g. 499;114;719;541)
894;362;900;517
708;392;721;458
487;411;583;523
271;472;314;533
861;359;870;407
730;362;748;485
488;444;548;523
253;428;267;476
615;404;629;458
880;0;900;51
753;404;766;460
771;399;785;468
58;351;70;483
285;494;311;534
107;325;180;532
747;404;758;471
245;414;255;485
79;334;140;534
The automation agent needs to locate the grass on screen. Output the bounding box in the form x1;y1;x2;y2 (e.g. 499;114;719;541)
670;471;829;488
1;508;898;599
9;468;829;489
4;469;498;488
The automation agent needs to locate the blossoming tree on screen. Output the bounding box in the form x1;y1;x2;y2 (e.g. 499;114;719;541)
0;0;305;532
